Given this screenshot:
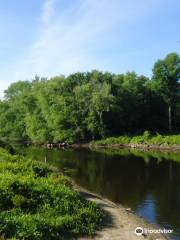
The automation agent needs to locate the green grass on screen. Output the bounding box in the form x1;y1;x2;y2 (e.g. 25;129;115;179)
0;148;104;240
92;131;180;146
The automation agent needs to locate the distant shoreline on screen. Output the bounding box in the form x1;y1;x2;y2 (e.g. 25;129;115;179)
86;133;180;152
88;143;180;151
71;142;180;152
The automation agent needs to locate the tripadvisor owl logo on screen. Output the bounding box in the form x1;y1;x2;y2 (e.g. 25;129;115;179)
135;227;144;236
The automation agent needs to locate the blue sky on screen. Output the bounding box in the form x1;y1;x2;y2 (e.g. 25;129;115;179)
0;0;180;97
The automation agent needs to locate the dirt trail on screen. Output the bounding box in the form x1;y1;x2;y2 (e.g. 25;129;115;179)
77;187;170;240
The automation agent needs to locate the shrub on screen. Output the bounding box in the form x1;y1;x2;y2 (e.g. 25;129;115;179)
92;134;180;146
0;148;104;240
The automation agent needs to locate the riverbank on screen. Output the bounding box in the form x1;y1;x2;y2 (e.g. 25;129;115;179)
90;143;180;151
1;146;172;240
76;186;169;240
89;133;180;151
0;148;104;240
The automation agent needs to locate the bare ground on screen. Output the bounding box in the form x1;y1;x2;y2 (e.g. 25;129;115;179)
76;187;170;240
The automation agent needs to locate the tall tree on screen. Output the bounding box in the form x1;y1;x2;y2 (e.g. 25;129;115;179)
152;53;180;131
88;82;114;139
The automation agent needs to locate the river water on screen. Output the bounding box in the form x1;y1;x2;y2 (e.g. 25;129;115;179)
21;146;180;240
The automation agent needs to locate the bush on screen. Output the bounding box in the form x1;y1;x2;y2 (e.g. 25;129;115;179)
0;148;104;240
92;133;180;146
0;140;15;154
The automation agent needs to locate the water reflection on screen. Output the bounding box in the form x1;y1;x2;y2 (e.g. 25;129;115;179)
21;147;180;240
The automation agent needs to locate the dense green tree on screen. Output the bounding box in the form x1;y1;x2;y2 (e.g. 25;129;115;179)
87;82;114;139
0;52;179;143
152;53;180;131
4;80;31;100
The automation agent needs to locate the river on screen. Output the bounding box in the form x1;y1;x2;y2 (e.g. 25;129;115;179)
20;146;180;240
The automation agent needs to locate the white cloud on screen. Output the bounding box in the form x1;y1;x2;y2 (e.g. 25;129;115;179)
21;0;162;77
0;0;165;98
41;0;56;26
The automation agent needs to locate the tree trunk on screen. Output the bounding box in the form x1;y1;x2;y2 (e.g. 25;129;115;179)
168;105;172;132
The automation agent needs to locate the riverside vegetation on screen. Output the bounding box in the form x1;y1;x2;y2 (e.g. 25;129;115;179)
0;52;180;144
0;147;104;240
92;131;180;146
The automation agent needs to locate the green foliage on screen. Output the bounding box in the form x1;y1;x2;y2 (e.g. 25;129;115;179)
0;140;15;154
152;53;180;131
0;52;180;142
93;133;180;146
0;148;104;240
152;53;180;105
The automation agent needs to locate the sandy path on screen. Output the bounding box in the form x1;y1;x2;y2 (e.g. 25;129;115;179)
77;187;169;240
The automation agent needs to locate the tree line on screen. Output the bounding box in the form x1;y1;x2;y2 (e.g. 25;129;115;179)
0;52;179;143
